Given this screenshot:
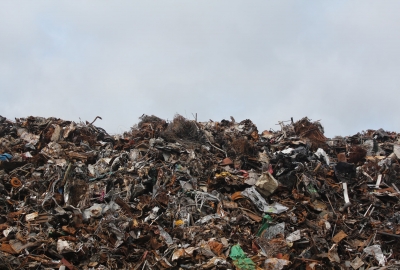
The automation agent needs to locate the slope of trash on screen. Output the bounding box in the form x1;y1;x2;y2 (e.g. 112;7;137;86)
0;114;400;269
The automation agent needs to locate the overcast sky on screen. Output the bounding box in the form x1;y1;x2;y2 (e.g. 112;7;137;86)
1;1;399;137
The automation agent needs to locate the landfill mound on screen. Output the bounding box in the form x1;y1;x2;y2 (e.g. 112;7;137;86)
0;114;400;269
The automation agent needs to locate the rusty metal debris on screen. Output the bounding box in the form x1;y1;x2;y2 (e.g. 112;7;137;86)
1;114;400;269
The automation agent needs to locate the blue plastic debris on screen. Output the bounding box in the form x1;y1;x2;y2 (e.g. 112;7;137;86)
0;153;12;162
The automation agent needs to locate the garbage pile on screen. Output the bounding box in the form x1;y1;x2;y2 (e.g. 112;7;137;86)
1;114;400;269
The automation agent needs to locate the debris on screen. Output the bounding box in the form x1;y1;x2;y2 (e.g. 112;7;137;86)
350;256;364;270
286;230;301;243
364;245;386;266
229;244;256;270
261;222;285;239
255;171;279;197
332;230;347;243
264;258;290;270
0;153;12;161
1;114;400;268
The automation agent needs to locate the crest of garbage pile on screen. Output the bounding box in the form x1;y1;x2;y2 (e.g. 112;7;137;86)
1;114;400;269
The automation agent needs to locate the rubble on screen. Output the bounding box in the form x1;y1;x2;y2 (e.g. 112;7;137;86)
1;114;400;269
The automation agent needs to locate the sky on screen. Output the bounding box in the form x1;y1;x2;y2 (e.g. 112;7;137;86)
1;1;400;138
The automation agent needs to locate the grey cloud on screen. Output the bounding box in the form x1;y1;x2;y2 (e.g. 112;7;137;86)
1;1;400;137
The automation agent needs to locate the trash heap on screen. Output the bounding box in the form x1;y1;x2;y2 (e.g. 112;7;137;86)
1;114;400;269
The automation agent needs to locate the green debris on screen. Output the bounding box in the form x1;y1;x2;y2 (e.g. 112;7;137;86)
256;214;273;236
307;184;318;194
229;244;256;270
